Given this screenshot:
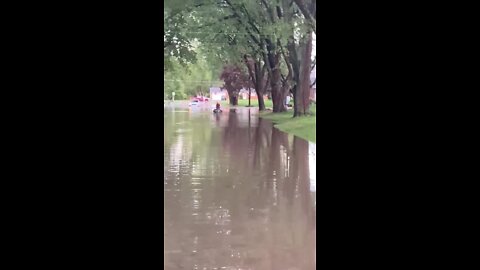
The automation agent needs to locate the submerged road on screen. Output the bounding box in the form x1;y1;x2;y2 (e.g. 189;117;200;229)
164;103;316;270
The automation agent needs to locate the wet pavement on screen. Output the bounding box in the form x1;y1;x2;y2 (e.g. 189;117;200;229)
164;103;316;270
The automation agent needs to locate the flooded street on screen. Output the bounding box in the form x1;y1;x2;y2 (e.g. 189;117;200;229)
164;103;316;270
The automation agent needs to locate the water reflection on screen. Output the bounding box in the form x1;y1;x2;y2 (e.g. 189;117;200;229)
164;106;316;270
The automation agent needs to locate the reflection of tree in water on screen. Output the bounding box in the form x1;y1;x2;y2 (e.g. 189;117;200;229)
252;118;272;171
244;117;316;269
222;111;240;150
214;112;220;125
291;136;316;268
267;131;315;269
221;111;259;172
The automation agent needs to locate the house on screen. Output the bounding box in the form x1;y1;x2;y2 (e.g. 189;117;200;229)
239;88;269;100
239;88;257;100
310;68;316;101
211;87;268;102
209;87;228;101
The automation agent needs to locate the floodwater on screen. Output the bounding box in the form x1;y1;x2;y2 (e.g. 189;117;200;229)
164;102;316;270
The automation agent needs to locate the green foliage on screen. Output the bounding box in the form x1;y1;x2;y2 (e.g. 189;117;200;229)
164;1;198;71
164;48;222;99
163;0;316;112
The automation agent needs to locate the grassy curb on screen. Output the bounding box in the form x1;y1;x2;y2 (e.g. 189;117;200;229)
220;99;273;108
258;105;316;143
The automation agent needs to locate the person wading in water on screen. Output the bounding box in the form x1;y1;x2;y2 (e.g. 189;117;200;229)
214;102;222;113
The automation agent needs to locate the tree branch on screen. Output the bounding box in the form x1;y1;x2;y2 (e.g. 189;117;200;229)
293;0;316;33
260;0;275;22
244;54;257;86
224;0;262;46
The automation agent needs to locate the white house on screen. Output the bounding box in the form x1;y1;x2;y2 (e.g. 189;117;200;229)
310;68;316;101
209;87;228;101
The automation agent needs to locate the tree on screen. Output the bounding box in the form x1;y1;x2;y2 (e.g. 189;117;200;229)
188;0;287;112
261;0;315;116
291;0;316;116
293;0;316;34
164;0;197;72
219;65;250;106
244;55;269;110
164;48;221;99
163;0;316;114
292;30;313;116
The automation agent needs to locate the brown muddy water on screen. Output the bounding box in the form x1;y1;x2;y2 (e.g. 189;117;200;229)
164;102;316;270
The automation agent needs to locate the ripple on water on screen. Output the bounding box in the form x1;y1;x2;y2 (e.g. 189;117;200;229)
164;108;316;270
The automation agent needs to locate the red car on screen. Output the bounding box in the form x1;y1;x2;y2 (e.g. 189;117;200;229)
192;97;208;102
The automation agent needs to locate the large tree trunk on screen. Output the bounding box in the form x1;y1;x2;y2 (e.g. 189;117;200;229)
263;38;286;113
271;66;285;112
254;75;267;111
258;94;266;111
269;52;287;113
255;64;268;111
287;36;301;116
244;55;268;111
280;43;294;112
294;31;313;117
226;89;239;106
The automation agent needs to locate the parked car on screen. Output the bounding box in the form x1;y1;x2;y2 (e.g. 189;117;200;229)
189;99;199;106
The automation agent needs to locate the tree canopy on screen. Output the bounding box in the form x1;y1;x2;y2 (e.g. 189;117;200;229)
164;0;316;115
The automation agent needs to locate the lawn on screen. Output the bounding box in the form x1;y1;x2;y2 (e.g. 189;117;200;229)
165;99;273;108
220;99;273;108
259;104;316;143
